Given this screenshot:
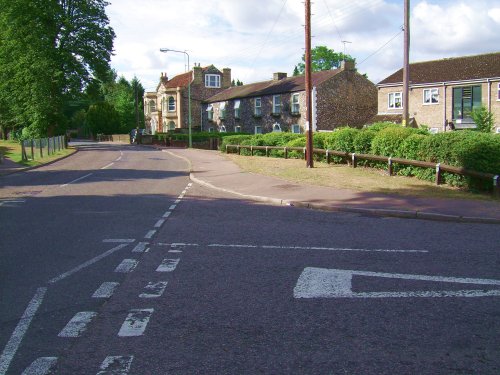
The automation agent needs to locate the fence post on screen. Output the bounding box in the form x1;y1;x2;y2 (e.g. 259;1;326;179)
326;149;330;164
265;146;269;157
352;153;357;168
31;140;34;160
303;147;306;160
435;163;441;185
493;175;499;198
226;145;228;154
21;141;26;161
284;147;288;159
39;139;43;158
388;157;393;176
46;137;50;155
237;145;240;155
250;146;253;156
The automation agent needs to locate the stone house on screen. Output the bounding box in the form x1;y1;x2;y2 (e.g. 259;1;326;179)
203;61;377;134
144;65;231;134
376;52;500;132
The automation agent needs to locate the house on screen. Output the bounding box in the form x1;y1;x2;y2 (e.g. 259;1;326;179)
376;52;500;132
144;65;231;134
202;61;377;134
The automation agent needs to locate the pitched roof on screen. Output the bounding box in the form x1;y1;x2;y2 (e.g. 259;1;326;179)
206;69;343;102
378;52;500;85
158;66;220;90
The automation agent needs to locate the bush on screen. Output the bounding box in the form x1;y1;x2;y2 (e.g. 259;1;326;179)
219;134;254;152
353;130;376;154
371;127;419;157
471;106;495;133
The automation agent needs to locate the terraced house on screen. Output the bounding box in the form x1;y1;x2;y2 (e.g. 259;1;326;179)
203;61;377;134
376;52;500;132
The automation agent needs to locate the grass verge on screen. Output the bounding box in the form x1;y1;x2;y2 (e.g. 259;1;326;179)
0;140;76;168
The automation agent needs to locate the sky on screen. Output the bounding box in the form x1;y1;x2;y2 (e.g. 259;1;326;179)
106;0;500;92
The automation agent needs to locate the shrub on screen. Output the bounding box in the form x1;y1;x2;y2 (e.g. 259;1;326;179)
371;127;418;157
353;130;376;154
471;106;495;133
365;122;401;132
219;134;253;152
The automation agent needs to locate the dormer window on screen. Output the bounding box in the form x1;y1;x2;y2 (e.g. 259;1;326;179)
205;74;221;88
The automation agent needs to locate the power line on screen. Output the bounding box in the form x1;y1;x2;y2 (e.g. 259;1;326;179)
357;27;404;66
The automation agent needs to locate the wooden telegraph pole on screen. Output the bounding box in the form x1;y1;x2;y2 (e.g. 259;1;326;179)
305;0;313;168
403;0;410;126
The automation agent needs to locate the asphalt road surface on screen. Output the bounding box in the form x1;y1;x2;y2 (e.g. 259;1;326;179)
0;142;499;374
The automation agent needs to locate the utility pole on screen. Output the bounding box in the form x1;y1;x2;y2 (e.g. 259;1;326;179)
403;0;410;126
305;0;313;168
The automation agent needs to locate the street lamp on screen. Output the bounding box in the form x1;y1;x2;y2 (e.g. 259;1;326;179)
159;48;192;148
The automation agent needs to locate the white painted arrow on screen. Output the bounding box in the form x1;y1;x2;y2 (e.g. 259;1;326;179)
294;267;500;299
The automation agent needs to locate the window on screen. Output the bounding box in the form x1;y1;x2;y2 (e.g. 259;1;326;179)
272;123;281;132
497;83;500;101
168;96;176;112
272;95;281;115
255;126;262;134
291;93;300;114
208;127;215;133
423;88;439;104
234;125;241;133
254;98;262;116
220;125;227;133
149;100;156;113
234;100;241;119
292;124;301;134
452;86;481;120
206;104;214;121
388;92;402;109
219;102;226;120
205;74;221;88
168;121;176;131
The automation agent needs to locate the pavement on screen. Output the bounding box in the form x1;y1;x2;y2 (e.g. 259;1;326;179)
2;144;500;224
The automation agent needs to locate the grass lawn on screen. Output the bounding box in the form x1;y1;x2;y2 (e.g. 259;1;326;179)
0;139;76;168
224;153;495;202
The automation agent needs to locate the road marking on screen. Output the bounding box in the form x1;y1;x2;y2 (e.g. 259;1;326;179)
21;357;57;375
157;242;199;247
0;199;26;207
58;311;97;337
156;258;180;272
92;282;120;298
294;267;500;299
97;356;134;374
60;173;93;187
118;309;154;337
187;183;192;187
103;239;135;243
154;219;165;228
174;199;181;204
0;288;47;375
207;243;428;253
132;242;149;253
101;162;114;169
162;211;171;218
139;281;168;298
114;259;139;273
169;204;177;210
48;244;129;284
145;230;156;239
168;250;183;253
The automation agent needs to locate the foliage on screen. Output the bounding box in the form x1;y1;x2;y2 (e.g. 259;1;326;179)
471;106;495;133
293;46;355;76
86;102;120;136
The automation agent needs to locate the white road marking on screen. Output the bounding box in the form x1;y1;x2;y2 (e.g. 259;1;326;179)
187;183;192;187
96;356;134;374
118;309;154;337
156;258;180;272
157;243;199;247
182;190;187;194
208;243;427;253
139;282;168;298
60;173;93;187
168;250;183;253
132;242;149;253
58;311;97;337
154;219;165;228
114;259;139;273
102;239;135;243
294;267;500;299
0;199;26;207
144;230;156;239
0;288;47;375
169;204;177;210
48;243;129;284
101;163;114;169
174;199;181;204
92;282;120;298
21;357;57;375
162;211;171;218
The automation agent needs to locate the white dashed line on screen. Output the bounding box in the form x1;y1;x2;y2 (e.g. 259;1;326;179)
21;357;58;375
58;312;97;338
118;309;154;337
169;204;177;210
139;282;168;298
162;211;171;218
168;250;183;253
114;259;139;273
60;173;93;187
144;230;156;239
102;239;135;243
132;242;149;253
154;219;165;228
97;356;134;375
101;162;114;169
156;258;180;272
174;199;181;204
92;282;120;298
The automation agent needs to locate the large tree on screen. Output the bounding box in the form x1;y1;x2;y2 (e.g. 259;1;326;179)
0;0;115;138
293;46;356;76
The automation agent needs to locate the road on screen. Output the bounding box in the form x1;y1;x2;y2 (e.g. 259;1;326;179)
0;142;499;374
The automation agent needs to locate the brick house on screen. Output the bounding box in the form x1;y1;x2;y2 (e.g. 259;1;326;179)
144;65;231;134
203;61;377;134
376;52;500;132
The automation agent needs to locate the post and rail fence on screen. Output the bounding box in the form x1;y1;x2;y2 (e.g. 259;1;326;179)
21;135;67;162
225;144;500;198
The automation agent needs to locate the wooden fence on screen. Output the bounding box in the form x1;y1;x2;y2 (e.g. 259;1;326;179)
21;135;67;161
225;144;500;197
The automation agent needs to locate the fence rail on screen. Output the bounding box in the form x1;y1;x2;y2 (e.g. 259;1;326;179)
21;135;67;161
225;144;499;197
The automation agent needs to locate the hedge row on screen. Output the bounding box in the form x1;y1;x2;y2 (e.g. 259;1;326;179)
220;122;500;191
155;131;247;142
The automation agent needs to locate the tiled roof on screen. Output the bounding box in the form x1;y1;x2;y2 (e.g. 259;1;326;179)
163;71;192;89
206;69;342;102
378;52;500;85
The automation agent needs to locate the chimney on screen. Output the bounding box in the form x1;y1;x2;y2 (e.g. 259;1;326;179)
222;68;231;89
341;60;355;71
193;65;203;84
273;72;287;81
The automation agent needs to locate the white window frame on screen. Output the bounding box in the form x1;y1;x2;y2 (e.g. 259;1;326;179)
254;126;262;134
272;95;281;114
234;100;241;119
205;74;221;88
234;125;241;133
219;102;226;120
220;125;227;133
206;104;214;121
423;88;439;105
292;124;301;134
497;83;500;101
168;96;176;112
388;92;402;109
291;93;300;114
272;123;281;132
254;98;262;116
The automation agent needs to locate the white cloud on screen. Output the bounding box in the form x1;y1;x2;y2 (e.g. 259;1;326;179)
488;8;500;23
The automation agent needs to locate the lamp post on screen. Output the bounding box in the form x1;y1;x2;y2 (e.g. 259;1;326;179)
159;48;192;148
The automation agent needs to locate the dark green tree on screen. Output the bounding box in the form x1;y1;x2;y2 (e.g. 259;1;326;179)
86;101;120;136
293;46;355;76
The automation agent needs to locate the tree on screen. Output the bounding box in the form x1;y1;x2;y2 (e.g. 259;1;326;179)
293;46;355;76
472;106;495;133
86;102;120;136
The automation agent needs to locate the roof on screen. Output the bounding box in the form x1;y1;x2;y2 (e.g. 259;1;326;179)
206;69;343;102
378;52;500;86
157;65;220;90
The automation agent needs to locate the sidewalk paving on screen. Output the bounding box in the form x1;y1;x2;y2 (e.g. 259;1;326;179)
165;148;500;224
